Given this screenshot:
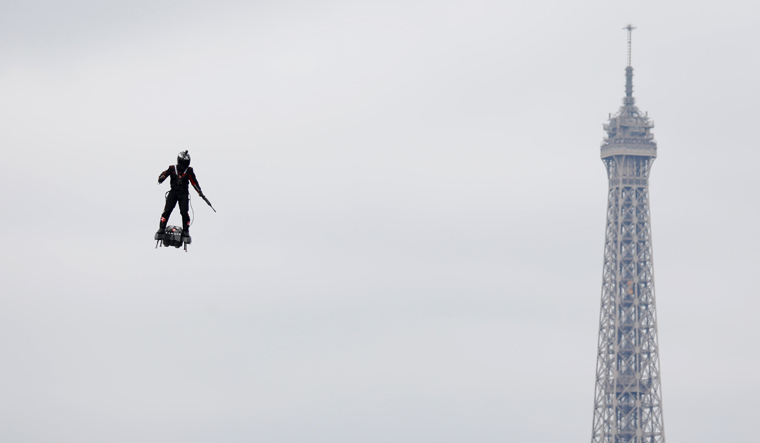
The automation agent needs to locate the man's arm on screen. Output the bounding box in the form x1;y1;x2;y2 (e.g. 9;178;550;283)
158;165;173;184
189;168;203;196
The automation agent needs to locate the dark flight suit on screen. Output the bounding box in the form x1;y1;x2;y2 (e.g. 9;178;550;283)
158;165;203;235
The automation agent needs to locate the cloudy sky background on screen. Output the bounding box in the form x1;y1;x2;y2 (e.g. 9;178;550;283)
1;0;758;441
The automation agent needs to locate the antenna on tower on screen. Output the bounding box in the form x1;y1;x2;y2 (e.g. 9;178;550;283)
624;24;636;67
623;24;636;104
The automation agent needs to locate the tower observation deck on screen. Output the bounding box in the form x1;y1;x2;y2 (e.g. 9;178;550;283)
590;26;665;443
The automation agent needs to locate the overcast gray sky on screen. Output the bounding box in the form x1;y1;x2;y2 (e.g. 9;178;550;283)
1;0;758;442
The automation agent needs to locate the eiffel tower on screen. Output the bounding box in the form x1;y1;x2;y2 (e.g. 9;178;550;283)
590;26;666;443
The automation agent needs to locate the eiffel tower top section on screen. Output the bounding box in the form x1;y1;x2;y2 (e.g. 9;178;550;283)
601;25;657;159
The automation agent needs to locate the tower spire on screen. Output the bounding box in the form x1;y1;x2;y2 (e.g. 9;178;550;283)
624;24;636;105
625;24;635;67
623;25;636;106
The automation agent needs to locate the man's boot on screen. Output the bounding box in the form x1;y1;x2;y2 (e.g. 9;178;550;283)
155;219;167;240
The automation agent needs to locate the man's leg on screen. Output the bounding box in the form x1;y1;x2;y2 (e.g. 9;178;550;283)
159;192;179;232
178;193;191;238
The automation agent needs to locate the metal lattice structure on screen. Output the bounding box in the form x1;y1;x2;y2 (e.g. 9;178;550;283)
590;26;666;443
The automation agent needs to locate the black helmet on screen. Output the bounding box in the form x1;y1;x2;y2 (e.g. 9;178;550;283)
177;150;191;171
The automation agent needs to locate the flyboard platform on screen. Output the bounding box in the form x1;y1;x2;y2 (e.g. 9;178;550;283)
155;225;191;252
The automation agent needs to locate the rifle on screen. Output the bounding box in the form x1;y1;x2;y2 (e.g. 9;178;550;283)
200;194;217;212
